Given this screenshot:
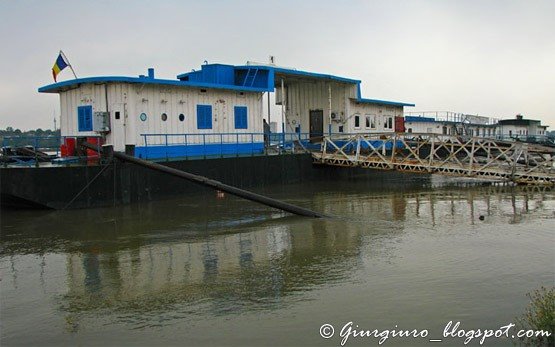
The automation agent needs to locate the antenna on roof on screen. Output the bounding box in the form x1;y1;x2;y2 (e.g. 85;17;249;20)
269;55;275;65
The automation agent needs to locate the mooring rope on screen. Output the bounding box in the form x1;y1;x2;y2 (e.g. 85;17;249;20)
61;159;113;210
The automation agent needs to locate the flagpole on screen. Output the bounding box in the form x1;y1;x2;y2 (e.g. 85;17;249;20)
60;50;78;79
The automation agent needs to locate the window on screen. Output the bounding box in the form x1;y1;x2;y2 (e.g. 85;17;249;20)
339;126;344;133
365;115;370;128
371;115;376;129
354;115;360;128
388;117;393;129
234;106;248;129
77;105;93;132
196;105;212;129
179;114;185;122
161;113;168;121
140;113;147;121
115;111;120;120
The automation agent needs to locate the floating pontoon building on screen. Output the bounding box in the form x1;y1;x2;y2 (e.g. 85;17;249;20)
39;62;414;159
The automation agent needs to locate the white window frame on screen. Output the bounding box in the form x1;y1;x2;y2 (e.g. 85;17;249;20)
354;114;361;129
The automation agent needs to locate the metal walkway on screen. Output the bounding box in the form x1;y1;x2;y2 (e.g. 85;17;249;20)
312;133;555;185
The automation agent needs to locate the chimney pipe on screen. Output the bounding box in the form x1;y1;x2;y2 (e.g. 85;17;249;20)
148;68;155;79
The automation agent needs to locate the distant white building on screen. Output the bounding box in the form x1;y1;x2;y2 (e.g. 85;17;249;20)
404;112;550;144
497;114;549;141
404;112;498;137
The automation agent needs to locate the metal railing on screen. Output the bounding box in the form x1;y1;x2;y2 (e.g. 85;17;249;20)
494;134;552;144
315;132;555;185
1;136;62;155
138;132;318;159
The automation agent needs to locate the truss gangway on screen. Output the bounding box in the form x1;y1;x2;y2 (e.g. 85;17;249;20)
312;133;555;186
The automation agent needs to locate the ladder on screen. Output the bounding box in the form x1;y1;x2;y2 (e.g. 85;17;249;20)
242;68;259;87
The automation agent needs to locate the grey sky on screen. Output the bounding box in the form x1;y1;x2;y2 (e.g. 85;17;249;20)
1;0;554;130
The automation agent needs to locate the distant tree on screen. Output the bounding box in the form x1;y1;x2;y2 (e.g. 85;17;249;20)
6;126;13;132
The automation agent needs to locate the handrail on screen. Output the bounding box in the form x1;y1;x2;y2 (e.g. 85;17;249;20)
137;132;318;159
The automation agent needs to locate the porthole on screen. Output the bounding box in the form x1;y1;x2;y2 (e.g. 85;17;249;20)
161;113;168;121
179;114;185;122
139;112;147;121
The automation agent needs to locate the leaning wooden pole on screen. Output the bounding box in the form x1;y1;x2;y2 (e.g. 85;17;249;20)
83;143;326;218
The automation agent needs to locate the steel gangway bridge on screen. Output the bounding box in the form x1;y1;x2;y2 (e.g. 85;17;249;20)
309;133;555;186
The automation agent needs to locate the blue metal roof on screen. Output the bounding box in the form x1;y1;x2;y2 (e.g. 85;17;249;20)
354;98;415;108
243;65;361;84
38;75;271;93
405;116;436;122
38;63;414;108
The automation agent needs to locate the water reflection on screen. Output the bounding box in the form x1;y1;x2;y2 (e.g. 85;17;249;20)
1;182;553;335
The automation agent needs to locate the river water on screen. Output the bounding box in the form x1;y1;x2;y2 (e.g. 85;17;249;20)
1;176;554;346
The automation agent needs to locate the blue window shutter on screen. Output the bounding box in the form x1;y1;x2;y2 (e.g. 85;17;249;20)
84;106;92;131
77;105;93;132
234;106;247;129
197;105;212;129
206;105;212;129
196;105;202;129
77;107;84;131
196;105;204;129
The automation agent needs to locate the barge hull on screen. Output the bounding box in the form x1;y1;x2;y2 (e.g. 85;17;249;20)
1;154;422;209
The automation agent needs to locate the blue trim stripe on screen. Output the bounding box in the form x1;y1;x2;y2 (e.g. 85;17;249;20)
135;143;264;159
327;140;404;152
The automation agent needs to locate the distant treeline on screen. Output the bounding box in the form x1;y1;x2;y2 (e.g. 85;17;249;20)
1;127;60;137
1;127;61;148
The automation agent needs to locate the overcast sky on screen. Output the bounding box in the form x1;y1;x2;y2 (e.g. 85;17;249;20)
1;0;554;130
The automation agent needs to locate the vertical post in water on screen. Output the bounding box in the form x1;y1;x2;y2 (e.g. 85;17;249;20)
165;134;168;161
220;133;223;158
328;83;332;136
281;78;285;154
267;91;271;132
184;134;188;159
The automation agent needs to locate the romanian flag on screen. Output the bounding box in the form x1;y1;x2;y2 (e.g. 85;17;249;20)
52;53;69;82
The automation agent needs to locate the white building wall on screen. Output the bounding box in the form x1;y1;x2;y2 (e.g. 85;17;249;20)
404;121;442;134
499;124;529;137
59;83;264;149
59;83;117;137
347;101;403;133
279;80;404;135
284;81;352;134
130;84;263;146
